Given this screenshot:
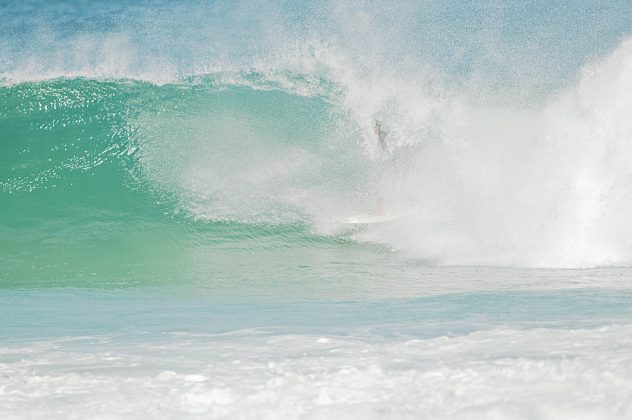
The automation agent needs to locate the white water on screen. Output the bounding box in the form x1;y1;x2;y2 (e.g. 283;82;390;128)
2;324;632;420
351;39;632;268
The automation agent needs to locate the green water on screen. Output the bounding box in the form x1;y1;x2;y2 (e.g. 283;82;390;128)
0;77;374;289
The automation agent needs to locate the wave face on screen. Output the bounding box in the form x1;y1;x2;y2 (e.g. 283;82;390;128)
3;0;632;272
0;77;368;286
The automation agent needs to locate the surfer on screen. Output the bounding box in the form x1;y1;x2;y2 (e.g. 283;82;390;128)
374;120;388;153
373;120;388;215
338;120;396;223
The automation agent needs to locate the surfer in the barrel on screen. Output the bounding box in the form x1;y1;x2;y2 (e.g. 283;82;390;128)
373;119;389;215
374;119;388;154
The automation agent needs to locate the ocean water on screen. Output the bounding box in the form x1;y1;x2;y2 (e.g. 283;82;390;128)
3;1;632;419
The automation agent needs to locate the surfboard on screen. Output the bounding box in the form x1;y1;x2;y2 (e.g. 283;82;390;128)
339;213;402;225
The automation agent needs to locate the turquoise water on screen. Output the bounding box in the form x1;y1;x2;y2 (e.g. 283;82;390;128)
3;1;632;418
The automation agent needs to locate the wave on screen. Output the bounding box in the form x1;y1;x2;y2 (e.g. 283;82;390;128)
3;2;632;269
